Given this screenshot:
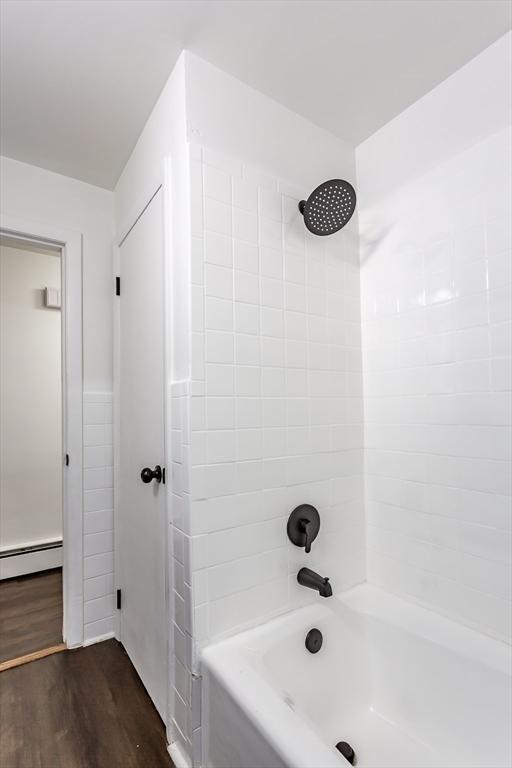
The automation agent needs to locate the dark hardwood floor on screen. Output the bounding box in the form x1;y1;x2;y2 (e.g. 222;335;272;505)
0;638;173;768
0;569;63;663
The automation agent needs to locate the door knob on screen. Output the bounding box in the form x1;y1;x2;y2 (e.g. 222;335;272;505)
140;465;162;484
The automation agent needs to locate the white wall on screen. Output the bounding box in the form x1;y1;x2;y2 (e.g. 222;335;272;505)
116;51;364;767
185;52;356;193
357;33;512;643
0;153;115;641
0;156;114;391
0;243;62;552
113;52;190;757
114;53;190;382
166;55;364;767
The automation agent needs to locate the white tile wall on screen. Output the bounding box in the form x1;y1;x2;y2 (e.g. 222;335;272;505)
189;144;365;646
169;144;364;763
83;391;115;642
359;127;512;643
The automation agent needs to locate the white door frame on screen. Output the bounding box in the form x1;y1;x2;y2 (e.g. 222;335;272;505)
0;215;84;648
113;163;172;731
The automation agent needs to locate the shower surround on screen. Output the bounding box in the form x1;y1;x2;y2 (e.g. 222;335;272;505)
357;33;512;644
169;142;366;762
114;38;511;768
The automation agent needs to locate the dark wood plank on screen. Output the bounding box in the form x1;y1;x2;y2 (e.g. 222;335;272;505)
0;569;63;663
0;638;174;768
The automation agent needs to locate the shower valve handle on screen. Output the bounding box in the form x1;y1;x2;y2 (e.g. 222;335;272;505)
287;504;320;553
300;519;313;553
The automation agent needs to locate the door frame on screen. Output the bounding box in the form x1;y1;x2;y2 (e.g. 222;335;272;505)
113;167;172;729
0;215;84;648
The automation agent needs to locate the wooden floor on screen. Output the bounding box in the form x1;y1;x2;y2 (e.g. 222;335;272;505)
0;569;63;663
0;638;174;768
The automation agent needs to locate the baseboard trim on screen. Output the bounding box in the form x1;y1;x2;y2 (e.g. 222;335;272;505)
83;631;115;647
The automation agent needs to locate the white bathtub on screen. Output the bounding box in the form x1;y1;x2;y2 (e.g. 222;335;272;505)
201;584;512;768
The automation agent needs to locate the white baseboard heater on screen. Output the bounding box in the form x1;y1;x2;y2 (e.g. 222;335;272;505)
0;538;63;579
0;539;63;559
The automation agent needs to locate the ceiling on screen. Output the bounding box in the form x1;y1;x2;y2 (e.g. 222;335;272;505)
1;0;510;190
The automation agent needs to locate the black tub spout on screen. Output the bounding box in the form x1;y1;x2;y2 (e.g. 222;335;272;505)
297;567;332;597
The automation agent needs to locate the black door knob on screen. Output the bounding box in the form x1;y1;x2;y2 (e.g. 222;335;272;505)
140;465;162;484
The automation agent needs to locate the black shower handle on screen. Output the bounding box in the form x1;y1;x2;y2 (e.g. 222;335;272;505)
300;519;313;553
287;505;320;553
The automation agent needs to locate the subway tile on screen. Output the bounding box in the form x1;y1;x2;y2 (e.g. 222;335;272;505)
234;302;259;335
207;431;236;464
259;189;282;222
205;264;233;300
205;331;234;364
84;403;104;425
204;297;233;331
233;209;258;244
84;552;113;580
234;240;259;274
84;509;113;534
84;594;114;624
206;397;235;430
234;270;259;304
235;333;260;365
232;176;258;212
84;531;114;557
204;230;232;267
84;573;114;602
235;365;261;396
204;197;231;236
84;424;105;447
205;364;234;396
260;247;283;279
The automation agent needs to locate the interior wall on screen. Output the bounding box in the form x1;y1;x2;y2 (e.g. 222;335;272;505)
113;52;189;754
184;52;356;193
0;154;115;642
167;54;364;766
357;33;512;643
0;243;62;554
0;156;114;392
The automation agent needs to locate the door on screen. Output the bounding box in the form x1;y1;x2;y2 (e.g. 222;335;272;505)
118;189;167;720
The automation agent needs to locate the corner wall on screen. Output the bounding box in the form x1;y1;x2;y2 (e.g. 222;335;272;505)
168;54;365;766
357;33;512;643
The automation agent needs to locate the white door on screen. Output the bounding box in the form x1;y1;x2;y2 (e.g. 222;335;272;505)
118;189;167;720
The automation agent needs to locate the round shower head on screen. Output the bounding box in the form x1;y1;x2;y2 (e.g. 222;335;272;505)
298;179;356;236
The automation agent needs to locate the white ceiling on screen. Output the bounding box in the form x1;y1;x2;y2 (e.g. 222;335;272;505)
1;0;510;190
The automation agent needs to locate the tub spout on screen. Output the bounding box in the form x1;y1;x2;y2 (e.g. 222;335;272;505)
297;567;332;597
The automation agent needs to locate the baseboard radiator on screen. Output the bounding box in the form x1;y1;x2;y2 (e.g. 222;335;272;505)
0;539;63;559
0;538;63;579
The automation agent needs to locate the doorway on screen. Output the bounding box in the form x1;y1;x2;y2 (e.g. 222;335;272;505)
0;236;64;665
116;188;168;721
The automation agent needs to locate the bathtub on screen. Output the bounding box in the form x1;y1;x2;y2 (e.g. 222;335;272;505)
201;584;511;768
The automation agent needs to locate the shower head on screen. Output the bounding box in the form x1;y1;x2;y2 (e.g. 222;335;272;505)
298;179;356;236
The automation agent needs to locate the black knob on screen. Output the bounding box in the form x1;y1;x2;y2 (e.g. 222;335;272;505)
335;741;355;765
140;465;162;484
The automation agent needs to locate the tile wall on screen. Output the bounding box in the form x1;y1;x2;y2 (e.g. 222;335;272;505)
359;127;512;642
168;144;365;764
83;391;115;643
